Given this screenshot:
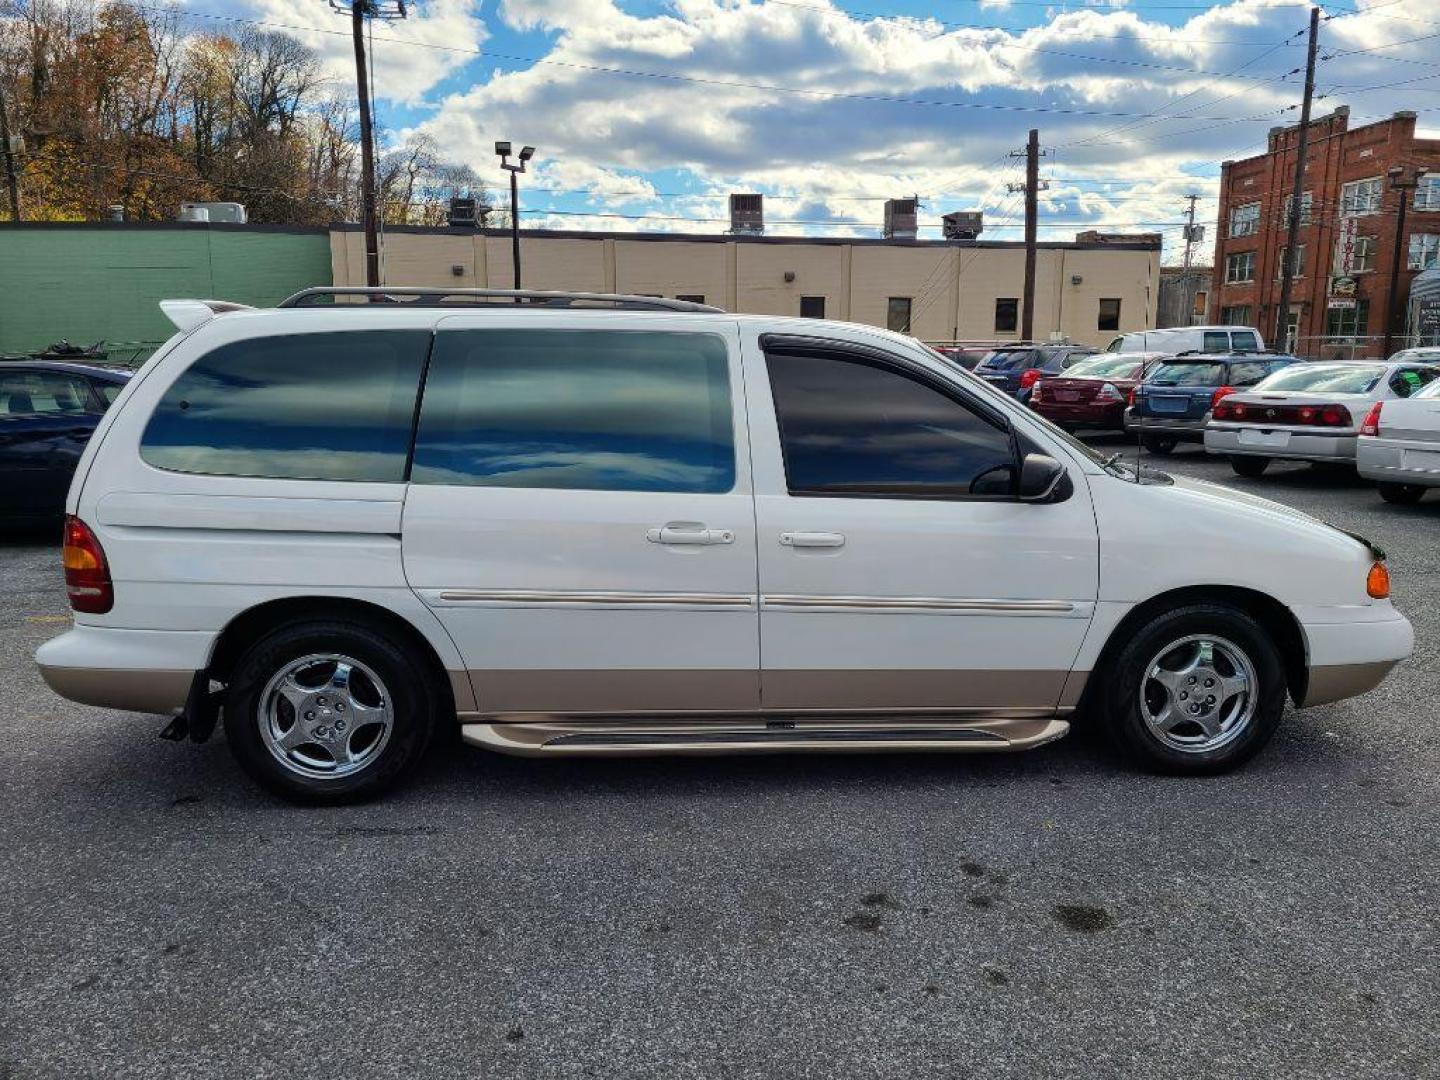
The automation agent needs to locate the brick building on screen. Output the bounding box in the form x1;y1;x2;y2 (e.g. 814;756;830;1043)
1212;107;1440;357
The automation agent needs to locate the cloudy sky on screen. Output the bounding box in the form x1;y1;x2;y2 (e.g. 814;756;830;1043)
218;0;1437;259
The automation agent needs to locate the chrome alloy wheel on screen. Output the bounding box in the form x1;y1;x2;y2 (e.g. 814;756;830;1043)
1139;635;1258;753
259;654;394;779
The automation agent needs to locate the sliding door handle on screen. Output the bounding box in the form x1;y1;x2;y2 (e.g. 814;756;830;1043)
779;531;846;549
647;523;735;546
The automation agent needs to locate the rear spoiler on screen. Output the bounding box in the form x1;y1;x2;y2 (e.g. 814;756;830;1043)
159;299;255;332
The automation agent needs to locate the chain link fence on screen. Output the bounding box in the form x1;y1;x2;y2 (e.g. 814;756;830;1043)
1291;334;1432;362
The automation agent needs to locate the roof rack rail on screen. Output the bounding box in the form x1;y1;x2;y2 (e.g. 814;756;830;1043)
277;287;726;313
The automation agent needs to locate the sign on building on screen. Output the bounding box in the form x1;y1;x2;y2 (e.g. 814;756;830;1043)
1338;216;1359;275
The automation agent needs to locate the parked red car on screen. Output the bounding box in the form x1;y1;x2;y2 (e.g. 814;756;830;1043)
1029;352;1166;431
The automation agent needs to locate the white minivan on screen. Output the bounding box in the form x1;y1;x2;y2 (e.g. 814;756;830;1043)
1107;325;1265;355
36;289;1412;803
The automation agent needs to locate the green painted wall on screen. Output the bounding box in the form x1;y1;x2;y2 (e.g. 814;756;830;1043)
0;225;332;360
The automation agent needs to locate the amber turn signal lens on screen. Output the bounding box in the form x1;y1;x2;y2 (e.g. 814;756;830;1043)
1367;561;1390;600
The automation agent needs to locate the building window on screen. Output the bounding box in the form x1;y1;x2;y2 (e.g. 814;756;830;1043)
994;297;1019;334
886;297;913;334
1337;234;1378;274
1228;202;1260;237
1409;234;1440;271
1325;299;1370;339
1282;192;1313;226
1341;177;1383;216
1220;305;1252;326
1416;175;1440;212
675;294;705;304
799;296;826;318
1225;251;1256;283
412;329;736;494
1276;245;1305;279
1097;298;1122;332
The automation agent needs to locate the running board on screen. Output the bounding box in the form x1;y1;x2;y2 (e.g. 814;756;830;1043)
460;717;1069;757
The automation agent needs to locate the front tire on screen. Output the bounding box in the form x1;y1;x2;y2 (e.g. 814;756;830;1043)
1099;604;1287;774
1378;482;1426;505
224;619;438;804
1228;455;1270;478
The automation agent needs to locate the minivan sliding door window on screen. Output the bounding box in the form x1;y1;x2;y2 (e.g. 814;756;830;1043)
766;351;1016;499
410;329;736;493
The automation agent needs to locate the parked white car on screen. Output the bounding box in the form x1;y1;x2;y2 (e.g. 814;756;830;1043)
1204;361;1440;477
1356;377;1440;503
35;289;1412;802
1106;325;1265;355
1387;346;1440;365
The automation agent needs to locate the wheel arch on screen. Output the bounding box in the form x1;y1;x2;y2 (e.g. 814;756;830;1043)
204;596;463;715
1083;585;1308;711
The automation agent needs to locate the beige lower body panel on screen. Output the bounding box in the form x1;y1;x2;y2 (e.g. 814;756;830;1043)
38;665;193;714
1301;660;1399;708
460;714;1071;757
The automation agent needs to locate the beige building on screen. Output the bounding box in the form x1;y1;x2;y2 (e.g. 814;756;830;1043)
331;225;1161;348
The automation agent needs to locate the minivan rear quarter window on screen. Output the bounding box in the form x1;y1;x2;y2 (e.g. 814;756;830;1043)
140;331;430;481
410;329;735;493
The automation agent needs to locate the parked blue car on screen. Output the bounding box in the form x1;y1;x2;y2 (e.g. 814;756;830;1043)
973;343;1098;403
1124;353;1301;455
1;360;132;526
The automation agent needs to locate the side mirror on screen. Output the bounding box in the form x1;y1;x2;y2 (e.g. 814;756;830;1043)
1018;452;1067;502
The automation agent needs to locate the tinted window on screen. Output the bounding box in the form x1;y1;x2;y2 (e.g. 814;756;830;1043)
141;331;429;481
886;298;912;334
1148;361;1227;387
0;371;96;416
94;380;125;406
981;349;1038;372
1228;360;1278;386
1203;331;1230;352
995;298;1019;334
1233;331;1262;352
1258;364;1386;393
767;351;1015;499
1066;355;1146;380
411;330;735;493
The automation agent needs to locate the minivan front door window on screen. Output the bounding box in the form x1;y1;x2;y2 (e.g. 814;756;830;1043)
766;351;1016;498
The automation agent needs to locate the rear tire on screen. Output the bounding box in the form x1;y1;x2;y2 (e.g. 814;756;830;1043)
1228;455;1270;478
1099;604;1287;774
1143;435;1178;456
1378;482;1426;505
223;619;438;804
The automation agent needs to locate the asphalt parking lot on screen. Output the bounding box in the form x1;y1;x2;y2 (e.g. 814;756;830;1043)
2;440;1438;1080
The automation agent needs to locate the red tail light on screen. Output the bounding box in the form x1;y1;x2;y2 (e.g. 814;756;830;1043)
1360;401;1383;437
1213;399;1245;421
62;515;113;614
1019;368;1044;390
1211;386;1236;409
1128;387;1137;407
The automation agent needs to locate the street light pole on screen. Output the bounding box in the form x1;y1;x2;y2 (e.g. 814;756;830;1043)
1383;165;1428;360
496;142;535;291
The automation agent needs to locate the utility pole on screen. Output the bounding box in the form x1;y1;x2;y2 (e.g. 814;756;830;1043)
1020;129;1040;341
329;0;407;289
0;85;20;221
1383;165;1428;359
1275;5;1320;354
1182;194;1200;273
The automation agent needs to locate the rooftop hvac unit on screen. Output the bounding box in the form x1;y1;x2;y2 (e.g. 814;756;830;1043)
730;193;764;235
942;211;983;240
178;201;247;224
448;197;481;227
884;198;919;240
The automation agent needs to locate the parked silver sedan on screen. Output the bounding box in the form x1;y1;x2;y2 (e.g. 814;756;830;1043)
1204;361;1440;477
1356;376;1440;503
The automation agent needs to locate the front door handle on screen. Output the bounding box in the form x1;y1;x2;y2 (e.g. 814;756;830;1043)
647;522;735;546
779;531;846;549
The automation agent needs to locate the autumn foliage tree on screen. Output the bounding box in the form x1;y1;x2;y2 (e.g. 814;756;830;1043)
0;0;487;224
